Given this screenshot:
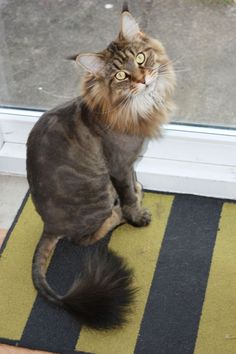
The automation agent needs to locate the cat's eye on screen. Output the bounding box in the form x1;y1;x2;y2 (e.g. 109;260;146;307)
136;52;145;65
115;71;127;81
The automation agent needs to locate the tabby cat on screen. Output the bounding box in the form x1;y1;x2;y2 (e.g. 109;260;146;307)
27;2;175;330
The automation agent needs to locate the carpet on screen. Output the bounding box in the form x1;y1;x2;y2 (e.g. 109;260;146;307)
0;191;235;354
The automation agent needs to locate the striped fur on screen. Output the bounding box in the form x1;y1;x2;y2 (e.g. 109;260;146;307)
25;4;176;332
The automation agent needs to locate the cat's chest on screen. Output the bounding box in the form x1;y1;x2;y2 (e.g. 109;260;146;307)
102;131;144;174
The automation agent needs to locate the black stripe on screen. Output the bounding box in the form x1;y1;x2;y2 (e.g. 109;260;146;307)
117;51;126;60
19;238;99;354
125;48;134;57
114;57;123;65
113;61;122;70
0;338;20;346
135;194;223;354
129;48;136;56
144;47;153;53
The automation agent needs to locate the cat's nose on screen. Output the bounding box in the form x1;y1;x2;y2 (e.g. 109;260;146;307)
136;78;146;85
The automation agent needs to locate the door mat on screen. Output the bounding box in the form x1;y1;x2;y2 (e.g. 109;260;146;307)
0;192;235;354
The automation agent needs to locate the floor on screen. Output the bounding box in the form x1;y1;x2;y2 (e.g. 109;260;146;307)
0;175;54;354
0;346;53;354
0;0;236;127
0;175;28;248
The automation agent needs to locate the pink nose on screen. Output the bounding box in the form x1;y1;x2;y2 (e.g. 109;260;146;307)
136;78;146;85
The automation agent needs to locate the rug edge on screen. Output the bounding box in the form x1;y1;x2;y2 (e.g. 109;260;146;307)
0;190;30;256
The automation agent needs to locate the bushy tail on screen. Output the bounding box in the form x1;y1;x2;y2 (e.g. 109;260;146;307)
32;233;136;330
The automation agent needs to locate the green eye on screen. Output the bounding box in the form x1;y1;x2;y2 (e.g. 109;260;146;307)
136;52;145;64
115;71;127;80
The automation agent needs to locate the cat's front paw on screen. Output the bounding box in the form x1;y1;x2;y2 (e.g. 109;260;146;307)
123;206;152;227
136;208;152;226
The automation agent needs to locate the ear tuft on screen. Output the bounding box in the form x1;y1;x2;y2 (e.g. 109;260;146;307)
76;54;105;75
121;12;140;42
122;1;129;13
66;53;78;61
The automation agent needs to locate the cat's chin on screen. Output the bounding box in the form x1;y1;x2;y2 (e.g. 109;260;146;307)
132;79;157;97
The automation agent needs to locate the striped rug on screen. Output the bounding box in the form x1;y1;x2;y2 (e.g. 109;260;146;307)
0;192;235;354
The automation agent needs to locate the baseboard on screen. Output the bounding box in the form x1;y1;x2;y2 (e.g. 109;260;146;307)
0;108;236;200
0;142;26;176
136;157;236;200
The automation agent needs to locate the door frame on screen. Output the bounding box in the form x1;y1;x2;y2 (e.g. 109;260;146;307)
0;107;235;200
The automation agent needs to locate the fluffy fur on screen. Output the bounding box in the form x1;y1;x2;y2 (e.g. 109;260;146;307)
27;2;175;331
33;236;136;329
78;21;175;137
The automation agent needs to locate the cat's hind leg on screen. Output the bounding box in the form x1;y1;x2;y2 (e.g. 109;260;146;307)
80;205;124;246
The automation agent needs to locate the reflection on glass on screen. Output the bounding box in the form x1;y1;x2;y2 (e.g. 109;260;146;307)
0;0;235;127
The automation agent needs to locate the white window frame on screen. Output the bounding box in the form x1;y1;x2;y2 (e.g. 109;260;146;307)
0;107;235;200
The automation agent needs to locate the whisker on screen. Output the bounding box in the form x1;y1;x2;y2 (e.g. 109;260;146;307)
38;87;73;99
159;66;190;73
167;54;189;67
84;84;97;90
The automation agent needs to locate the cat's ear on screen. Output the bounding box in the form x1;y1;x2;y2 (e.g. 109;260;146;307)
120;10;140;42
75;53;105;75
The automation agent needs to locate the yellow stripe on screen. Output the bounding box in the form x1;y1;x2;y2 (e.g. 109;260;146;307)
0;196;43;339
76;193;173;354
194;203;236;354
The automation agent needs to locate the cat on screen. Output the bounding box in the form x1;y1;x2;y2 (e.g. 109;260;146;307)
26;2;175;330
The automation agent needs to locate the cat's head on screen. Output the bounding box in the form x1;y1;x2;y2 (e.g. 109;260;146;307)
72;3;175;136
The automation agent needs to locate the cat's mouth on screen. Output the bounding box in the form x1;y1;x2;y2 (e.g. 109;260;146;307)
133;77;157;96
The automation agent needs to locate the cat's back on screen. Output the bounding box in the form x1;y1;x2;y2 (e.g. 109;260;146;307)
27;97;101;162
27;97;82;150
27;97;106;194
26;98;112;235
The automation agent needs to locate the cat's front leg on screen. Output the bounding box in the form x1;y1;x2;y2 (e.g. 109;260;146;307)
111;170;151;227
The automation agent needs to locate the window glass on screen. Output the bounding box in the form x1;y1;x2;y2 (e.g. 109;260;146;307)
0;0;235;128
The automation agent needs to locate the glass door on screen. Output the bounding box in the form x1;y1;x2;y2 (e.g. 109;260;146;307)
0;0;235;128
0;0;235;198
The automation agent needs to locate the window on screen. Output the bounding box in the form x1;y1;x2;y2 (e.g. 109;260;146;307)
0;1;235;198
